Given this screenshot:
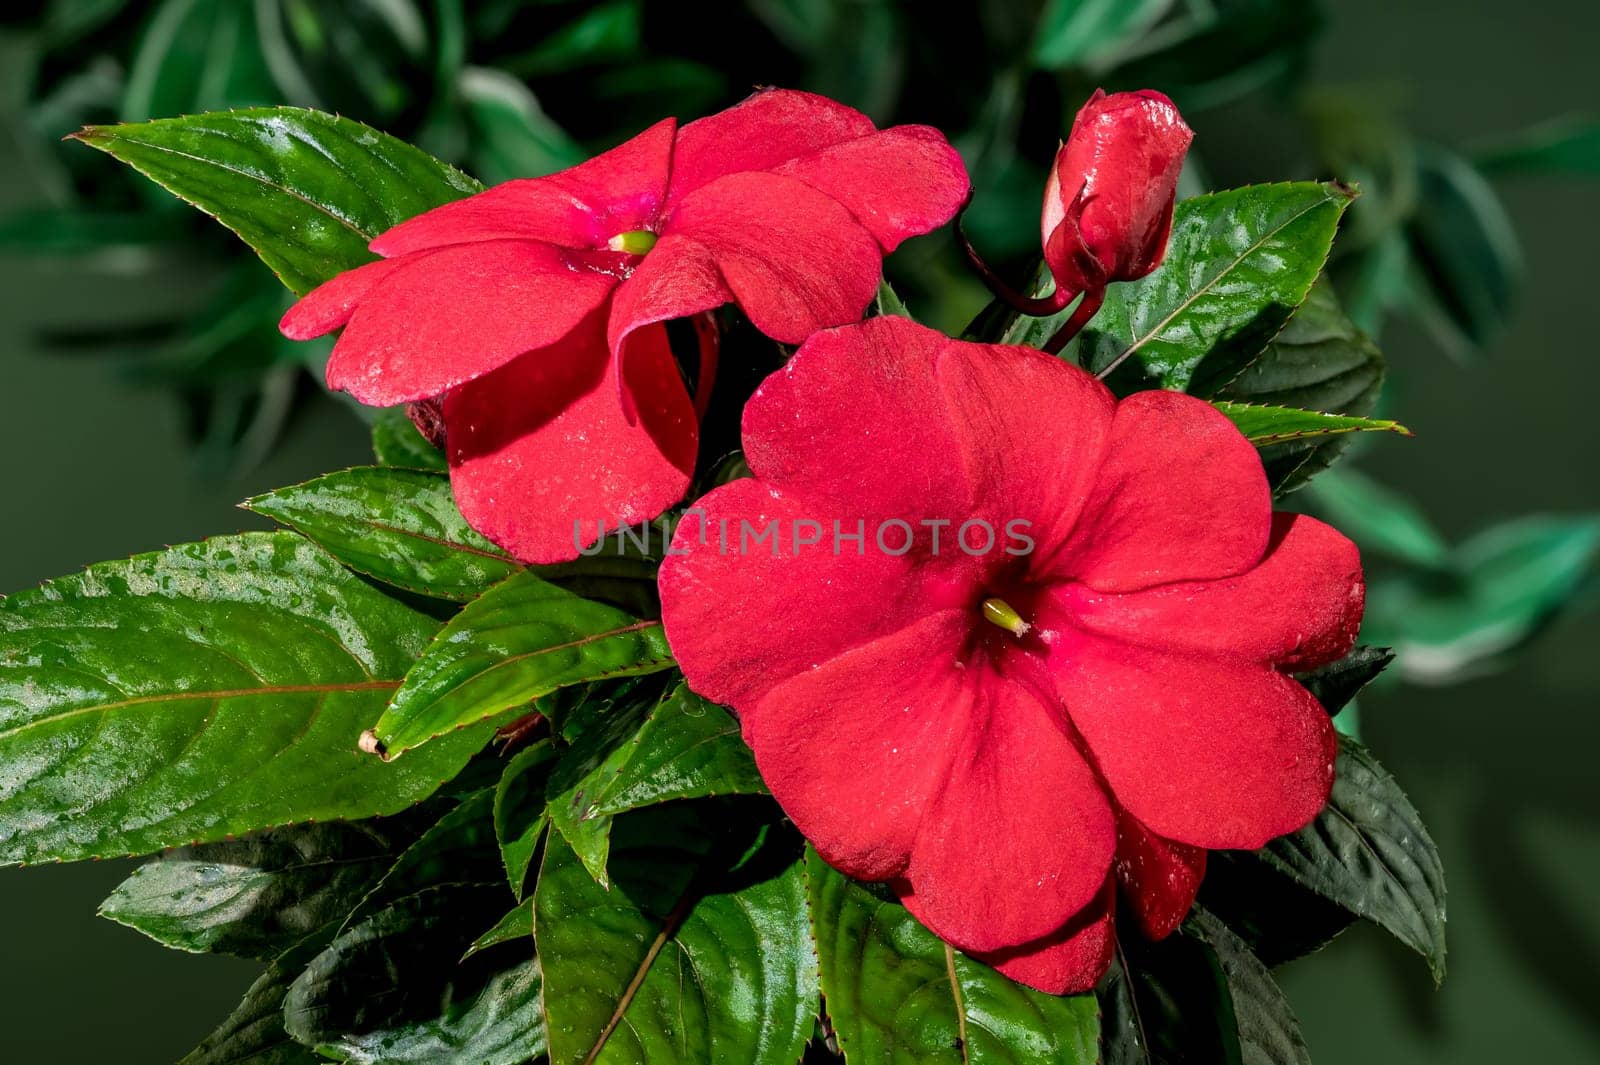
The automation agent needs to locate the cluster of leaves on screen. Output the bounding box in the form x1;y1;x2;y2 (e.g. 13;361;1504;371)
0;102;1451;1062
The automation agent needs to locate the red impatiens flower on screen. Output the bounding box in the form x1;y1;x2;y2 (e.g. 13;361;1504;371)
658;317;1362;993
281;89;969;563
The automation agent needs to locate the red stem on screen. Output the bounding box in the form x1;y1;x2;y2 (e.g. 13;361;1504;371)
1042;288;1105;356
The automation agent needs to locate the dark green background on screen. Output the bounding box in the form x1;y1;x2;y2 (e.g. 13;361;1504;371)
2;0;1597;1060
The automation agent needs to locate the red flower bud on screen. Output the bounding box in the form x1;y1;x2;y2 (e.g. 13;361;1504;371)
1042;89;1192;297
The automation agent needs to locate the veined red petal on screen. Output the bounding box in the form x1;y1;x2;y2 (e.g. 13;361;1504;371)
1056;389;1271;592
739;317;973;523
741;610;972;881
659;477;935;709
776;125;969;252
371;119;676;257
444;309;694;564
661;171;881;345
1114;807;1206;941
606;234;733;365
900;664;1115;953
1053;636;1337;850
666;89;875;204
1063;512;1364;670
933;337;1115;565
325;240;617;406
958;879;1117;995
280;256;407;339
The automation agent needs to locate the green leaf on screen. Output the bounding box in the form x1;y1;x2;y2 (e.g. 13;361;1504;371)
1099;932;1237;1065
245;467;520;602
1196;851;1357;968
874;278;912;320
543;679;669;888
181;935;329;1065
1010;182;1353;397
283;882;544;1065
344;789;504;931
1186;908;1311;1065
1292;645;1394;716
1405;144;1523;354
1257;734;1447;982
373;570;674;758
495;740;556;899
99;816;425;958
466;896;534;960
590;684;767;817
1304;467;1451;569
1367;514;1600;683
537;807;817;1065
807;847;1098;1064
1032;0;1173;71
1213;400;1408;446
371;407;448;472
1218;290;1402;506
70;107;481;295
1475;115;1600;176
0;533;491;865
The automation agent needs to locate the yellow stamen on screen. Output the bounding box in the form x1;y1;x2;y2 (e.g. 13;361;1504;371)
981;597;1031;637
607;229;658;254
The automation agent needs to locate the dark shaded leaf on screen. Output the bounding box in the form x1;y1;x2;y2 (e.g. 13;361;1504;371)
100;816;425;958
283;882;544;1065
1293;645;1394;717
1186;907;1311;1065
1258;734;1447;982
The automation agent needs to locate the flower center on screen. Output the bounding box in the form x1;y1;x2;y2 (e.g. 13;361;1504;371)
607;229;658;255
980;596;1031;637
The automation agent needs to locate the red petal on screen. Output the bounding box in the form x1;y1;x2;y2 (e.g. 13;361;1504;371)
1063;512;1364;670
326;240;617;405
666;89;875;203
740;611;972;881
658;476;938;709
444;311;695;564
1053;637;1337;850
934;336;1115;564
740;316;972;523
1114;807;1206;941
280;256;407;339
371;119;675;257
775;126;970;251
899;665;1115;953
1057;389;1271;592
606;234;733;359
662;171;881;344
961;880;1117;995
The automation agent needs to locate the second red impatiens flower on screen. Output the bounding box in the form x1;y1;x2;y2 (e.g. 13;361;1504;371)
659;317;1363;993
281;89;968;563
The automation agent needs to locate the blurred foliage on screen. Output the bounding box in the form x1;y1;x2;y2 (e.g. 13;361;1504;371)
1;0;1595;686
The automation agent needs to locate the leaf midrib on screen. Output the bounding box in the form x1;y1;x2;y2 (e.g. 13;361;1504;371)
0;680;399;744
82;132;376;244
1114;189;1340;364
